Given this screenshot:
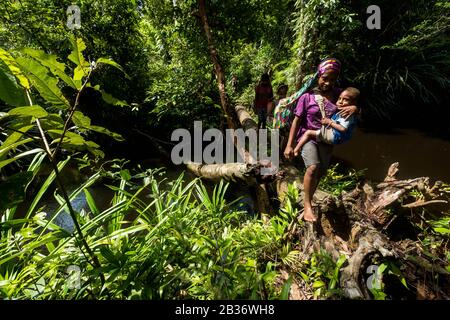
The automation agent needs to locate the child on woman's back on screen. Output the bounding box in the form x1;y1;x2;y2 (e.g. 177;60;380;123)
294;87;360;156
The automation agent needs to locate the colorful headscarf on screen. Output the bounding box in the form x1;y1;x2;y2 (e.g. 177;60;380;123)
318;58;341;76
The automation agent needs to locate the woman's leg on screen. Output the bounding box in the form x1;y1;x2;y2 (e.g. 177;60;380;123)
261;109;267;129
257;108;263;129
300;141;321;222
303;164;319;222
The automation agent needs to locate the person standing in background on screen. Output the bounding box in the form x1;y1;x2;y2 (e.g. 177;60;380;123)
253;73;273;129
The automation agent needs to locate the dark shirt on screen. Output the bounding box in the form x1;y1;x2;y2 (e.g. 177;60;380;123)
255;84;273;109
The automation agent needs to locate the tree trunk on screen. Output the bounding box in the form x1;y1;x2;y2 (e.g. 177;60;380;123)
198;0;240;131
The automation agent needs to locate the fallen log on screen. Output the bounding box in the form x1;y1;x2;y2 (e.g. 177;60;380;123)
185;162;259;185
185;105;276;214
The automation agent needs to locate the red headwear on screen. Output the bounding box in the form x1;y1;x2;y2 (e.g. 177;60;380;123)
318;58;341;76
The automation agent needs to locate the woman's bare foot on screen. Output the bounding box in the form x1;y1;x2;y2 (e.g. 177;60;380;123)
303;206;317;222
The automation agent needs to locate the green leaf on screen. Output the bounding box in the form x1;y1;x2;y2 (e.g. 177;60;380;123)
336;255;347;269
0;48;30;89
0;124;34;160
87;83;128;107
72;110;91;127
0;137;34;159
279;276;292;300
15;56;70;109
22;48;76;89
88;125;124;141
68;36;89;70
97;58;131;80
120;169;131;181
48;130;86;146
378;263;388;274
0;148;44;171
433;227;450;235
0;61;27;106
8;105;48;119
84;189;99;215
313;280;325;289
72;111;123;140
100;90;129;107
25;157;70;219
73;66;85;82
39;113;64;131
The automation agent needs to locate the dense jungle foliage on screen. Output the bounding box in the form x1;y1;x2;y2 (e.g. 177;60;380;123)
0;0;449;300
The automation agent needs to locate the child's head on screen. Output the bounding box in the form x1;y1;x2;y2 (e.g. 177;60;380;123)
337;87;360;108
277;84;288;97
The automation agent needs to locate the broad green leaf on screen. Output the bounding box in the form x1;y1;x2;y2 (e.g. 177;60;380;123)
0;61;27;106
15;56;70;109
0;48;30;89
87;83;128;107
73;66;85;82
39;113;64;131
68;37;89;74
88;125;124;141
101;90;128;107
378;263;388;274
48;129;86;146
22;48;76;89
120;169;131;181
48;129;103;157
8;105;48;119
72;110;91;127
97;58;131;79
87;147;105;158
84;140;100;149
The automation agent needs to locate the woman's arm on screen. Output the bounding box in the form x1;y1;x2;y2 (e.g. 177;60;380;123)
337;105;358;120
284;116;300;159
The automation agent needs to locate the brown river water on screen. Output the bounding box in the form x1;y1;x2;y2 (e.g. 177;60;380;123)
332;127;450;183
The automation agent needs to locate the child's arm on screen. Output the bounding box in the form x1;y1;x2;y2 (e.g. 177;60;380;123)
321;118;347;133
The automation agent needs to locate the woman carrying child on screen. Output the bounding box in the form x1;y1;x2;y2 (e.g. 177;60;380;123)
284;58;358;222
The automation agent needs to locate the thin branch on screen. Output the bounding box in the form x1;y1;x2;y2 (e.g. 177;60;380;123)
52;68;92;159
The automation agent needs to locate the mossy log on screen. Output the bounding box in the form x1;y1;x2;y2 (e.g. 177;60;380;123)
185;162;259;185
